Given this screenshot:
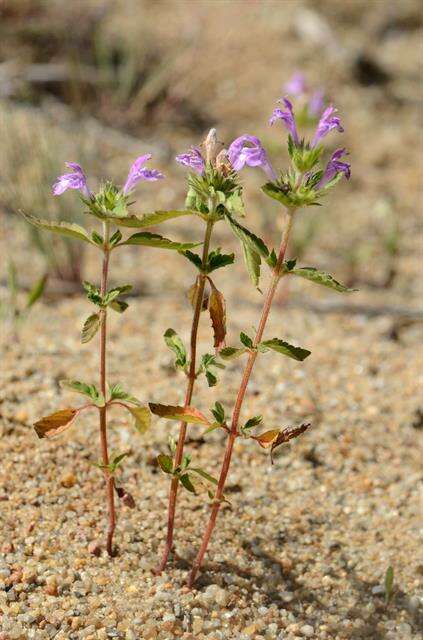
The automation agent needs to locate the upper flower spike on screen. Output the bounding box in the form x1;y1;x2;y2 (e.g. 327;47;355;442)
52;162;91;198
284;72;306;97
175;146;206;175
311;105;344;148
269;98;300;146
317;148;351;188
228;135;277;181
123;154;164;194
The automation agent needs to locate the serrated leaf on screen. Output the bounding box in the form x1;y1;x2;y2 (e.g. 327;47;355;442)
81;313;100;343
157;453;174;474
34;408;78;439
181;250;203;270
108;383;140;405
103;285;132;305
20;211;95;245
219;346;247;360
207;249;235;273
111;209;194;228
205;370;217;387
207;279;226;351
109;299;129;313
128;406;151;434
259;338;310;361
60;379;105;407
240;332;254;349
26;274;47;309
119;231;201;251
291;267;356;293
244;415;263;430
164;328;187;369
242;242;261;287
149;403;211;426
180;473;197;494
225;212;269;287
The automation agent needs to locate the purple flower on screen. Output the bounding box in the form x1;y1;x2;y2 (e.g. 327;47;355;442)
228;135;276;181
52;162;91;198
317;148;351;188
123;154;164;194
269;98;300;145
284;72;306;97
308;89;325;117
175;146;205;174
311;105;344;147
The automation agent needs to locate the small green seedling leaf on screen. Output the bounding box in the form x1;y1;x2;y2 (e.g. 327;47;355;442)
34;408;79;439
219;346;247;361
157;453;174;474
149;403;211;425
164;328;187;370
109;452;129;473
384;566;394;604
91;230;103;245
60;379;105;407
26;274;48;309
258;338;311;361
199;354;225;388
119;231;201;251
109;229;122;247
207;248;235;273
108;383;141;405
211;401;225;424
179;473;197;494
291;267;356;293
240;332;254;349
181;250;203;270
81;313;100;343
243;415;263;430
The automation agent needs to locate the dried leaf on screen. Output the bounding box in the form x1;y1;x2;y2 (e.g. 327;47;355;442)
149;403;211;426
34;408;78;439
127;406;151;434
207;278;226;351
252;429;281;448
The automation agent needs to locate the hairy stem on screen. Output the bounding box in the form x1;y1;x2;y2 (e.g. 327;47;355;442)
156;219;214;573
98;221;116;557
187;212;294;587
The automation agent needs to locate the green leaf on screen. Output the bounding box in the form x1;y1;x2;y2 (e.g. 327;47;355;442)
211;401;225;424
109;299;129;313
26;274;47;309
189;467;218;485
81;313;100;343
110;452;129;472
109;229;122;247
266;249;277;268
119;231;201;251
181;250;203;270
60;379;105;407
290;267;356;293
164;328;187;370
111;210;194;228
108;383;141;405
103;285;132;305
199;354;225;388
258;338;311;362
384;566;394;604
149;403;211;425
205;370;217;387
244;415;263;430
127;406;151;434
219;346;247;361
240;332;254;349
91;230;103;245
179;473;197;494
225;212;269;287
20;210;95;245
207;248;235;273
157;453;174;474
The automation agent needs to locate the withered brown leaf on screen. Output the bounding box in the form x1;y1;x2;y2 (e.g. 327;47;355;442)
34;408;78;439
207;277;226;351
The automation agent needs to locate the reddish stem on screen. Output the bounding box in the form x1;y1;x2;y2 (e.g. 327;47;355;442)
155;220;214;574
98;221;116;557
187;212;294;587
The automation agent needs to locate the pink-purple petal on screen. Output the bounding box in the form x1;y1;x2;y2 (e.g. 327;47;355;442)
175;147;205;174
228;135;276;181
123;154;164;194
52;162;90;198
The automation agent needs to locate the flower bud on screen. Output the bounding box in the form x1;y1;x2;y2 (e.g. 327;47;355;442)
203;128;224;164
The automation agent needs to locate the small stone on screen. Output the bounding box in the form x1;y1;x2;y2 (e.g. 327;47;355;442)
45;577;58;596
300;625;314;637
61;472;77;488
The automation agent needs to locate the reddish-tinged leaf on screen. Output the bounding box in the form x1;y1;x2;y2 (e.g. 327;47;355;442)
207;277;226;351
253;423;311;463
34;408;78;439
149;403;211;426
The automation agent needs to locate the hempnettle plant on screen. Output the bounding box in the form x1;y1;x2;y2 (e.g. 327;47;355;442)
151;129;278;573
179;97;353;586
21;155;200;555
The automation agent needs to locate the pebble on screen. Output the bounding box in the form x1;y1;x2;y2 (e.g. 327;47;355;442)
300;625;314;637
61;473;77;488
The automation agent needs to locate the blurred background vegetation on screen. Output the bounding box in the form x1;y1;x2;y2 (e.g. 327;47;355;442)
0;0;421;323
